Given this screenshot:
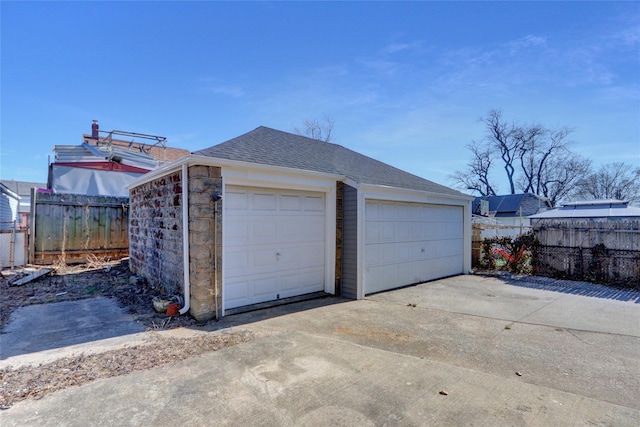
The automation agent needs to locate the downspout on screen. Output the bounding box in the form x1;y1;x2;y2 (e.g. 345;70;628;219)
179;163;190;315
214;201;219;320
212;190;222;320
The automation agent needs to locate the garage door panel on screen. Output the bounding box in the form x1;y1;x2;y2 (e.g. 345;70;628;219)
365;200;463;295
225;185;327;310
225;250;249;273
281;194;304;211
304;195;325;212
280;268;324;292
280;217;325;238
225;279;250;306
252;276;278;296
226;190;249;210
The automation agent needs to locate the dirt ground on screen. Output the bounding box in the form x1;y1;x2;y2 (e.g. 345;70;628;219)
0;257;202;331
0;257;249;409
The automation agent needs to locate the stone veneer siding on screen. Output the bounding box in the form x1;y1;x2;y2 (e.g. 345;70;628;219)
129;165;222;321
129;170;184;296
187;165;222;321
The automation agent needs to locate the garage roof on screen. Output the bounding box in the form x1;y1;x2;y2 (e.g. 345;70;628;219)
195;126;465;196
472;193;551;217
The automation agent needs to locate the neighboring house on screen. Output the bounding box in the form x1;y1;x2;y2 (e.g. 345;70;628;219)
48;120;189;197
472;193;551;227
49;143;159;197
0;180;47;229
129;126;474;320
82;120;189;164
0;183;20;230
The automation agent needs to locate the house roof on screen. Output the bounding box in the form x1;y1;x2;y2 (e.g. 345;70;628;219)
530;199;640;219
0;183;21;200
0;180;47;197
472;193;551;217
54;143;159;171
83;135;190;163
194;126;465;196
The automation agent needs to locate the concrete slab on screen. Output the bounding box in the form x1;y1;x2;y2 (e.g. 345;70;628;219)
1;332;638;426
369;275;640;336
1;275;639;425
0;297;146;362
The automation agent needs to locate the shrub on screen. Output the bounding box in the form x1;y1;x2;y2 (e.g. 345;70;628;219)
480;231;539;274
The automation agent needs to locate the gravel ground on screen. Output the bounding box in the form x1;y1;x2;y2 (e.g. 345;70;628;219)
0;258;248;409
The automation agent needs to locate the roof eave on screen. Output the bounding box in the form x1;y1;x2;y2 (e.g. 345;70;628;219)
127;154;345;189
358;182;474;202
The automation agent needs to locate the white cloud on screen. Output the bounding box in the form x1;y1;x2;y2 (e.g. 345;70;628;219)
503;35;547;54
206;84;244;98
199;77;244;98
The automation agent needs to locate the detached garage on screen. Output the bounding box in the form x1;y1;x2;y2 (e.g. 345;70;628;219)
129;126;473;320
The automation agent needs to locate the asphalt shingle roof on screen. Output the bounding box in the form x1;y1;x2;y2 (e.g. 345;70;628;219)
0;180;47;197
472;193;551;217
194;126;465;196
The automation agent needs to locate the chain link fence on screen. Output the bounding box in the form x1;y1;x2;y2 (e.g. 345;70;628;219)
1;221;28;268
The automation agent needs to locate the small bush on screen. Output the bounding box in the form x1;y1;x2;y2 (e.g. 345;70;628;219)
480;231;540;274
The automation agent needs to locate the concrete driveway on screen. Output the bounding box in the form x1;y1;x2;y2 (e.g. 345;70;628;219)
2;275;639;426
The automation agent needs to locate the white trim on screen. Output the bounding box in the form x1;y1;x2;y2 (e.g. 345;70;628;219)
462;199;472;274
356;188;365;300
128;154;344;190
358;183;474;205
219;178;337;316
355;189;472;300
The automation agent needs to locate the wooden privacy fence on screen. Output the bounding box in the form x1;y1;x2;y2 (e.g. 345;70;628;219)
31;192;129;265
532;218;640;286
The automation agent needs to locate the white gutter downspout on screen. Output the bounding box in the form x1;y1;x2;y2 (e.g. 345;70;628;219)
179;163;190;315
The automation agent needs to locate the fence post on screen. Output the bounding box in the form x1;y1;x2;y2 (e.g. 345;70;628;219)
9;220;16;268
29;187;37;264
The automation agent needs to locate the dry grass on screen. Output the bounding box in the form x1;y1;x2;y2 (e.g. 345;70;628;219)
0;258;248;409
0;332;252;409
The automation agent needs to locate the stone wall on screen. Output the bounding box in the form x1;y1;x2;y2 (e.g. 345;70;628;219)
129;170;184;295
129;166;223;320
187;165;222;321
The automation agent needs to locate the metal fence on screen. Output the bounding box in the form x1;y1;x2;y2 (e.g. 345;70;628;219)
532;218;640;287
0;221;27;268
31;192;129;265
533;245;639;286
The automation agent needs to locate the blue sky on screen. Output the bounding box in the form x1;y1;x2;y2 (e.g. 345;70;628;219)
2;1;639;193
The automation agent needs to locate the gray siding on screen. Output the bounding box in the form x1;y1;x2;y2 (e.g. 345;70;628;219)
341;184;358;299
0;192;19;229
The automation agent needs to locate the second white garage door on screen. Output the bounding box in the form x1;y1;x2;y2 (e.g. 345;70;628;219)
364;200;464;294
224;185;326;309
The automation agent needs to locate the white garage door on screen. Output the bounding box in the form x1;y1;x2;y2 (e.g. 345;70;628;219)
224;185;326;309
365;200;463;294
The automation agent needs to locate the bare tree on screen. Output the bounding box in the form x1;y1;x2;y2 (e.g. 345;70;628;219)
484;110;519;194
572;162;640;205
538;153;592;207
452;110;591;206
293;114;335;142
450;140;497;196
